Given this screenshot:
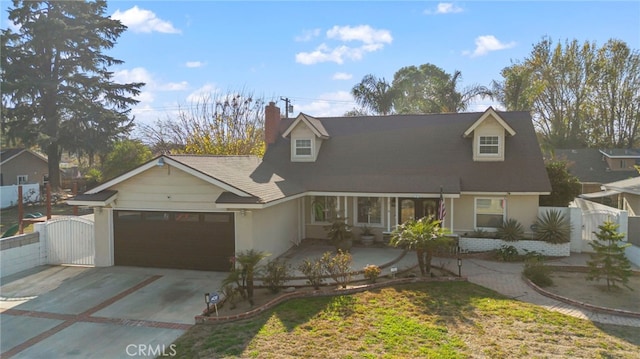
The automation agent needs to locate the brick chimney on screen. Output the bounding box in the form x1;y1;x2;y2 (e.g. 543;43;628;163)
264;101;281;146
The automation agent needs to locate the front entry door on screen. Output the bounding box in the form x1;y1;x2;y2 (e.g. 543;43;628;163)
399;198;439;224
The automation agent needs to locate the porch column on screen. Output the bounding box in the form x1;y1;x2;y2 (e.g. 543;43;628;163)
450;197;454;231
301;197;306;239
387;197;391;231
395;197;399;226
344;196;348;220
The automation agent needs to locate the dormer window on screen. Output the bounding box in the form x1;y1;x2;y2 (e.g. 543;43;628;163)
479;136;499;155
464;108;515;162
295;139;312;157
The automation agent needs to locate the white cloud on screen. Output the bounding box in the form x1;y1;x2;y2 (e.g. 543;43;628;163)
467;35;516;57
112;6;181;34
185;61;205;68
296;25;392;65
186;83;219;104
326;25;392;45
296;91;355;117
425;2;464;15
295;28;321;42
160;81;189;91
113;67;153;85
332;72;353;80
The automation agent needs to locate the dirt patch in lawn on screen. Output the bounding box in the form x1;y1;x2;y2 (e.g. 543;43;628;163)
545;270;640;313
203;267;454;319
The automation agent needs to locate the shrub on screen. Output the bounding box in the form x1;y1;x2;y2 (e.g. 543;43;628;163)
523;255;553;287
320;250;353;288
363;264;382;283
496;245;519;262
587;220;632;291
534;209;572;244
497;218;525;241
298;257;325;289
262;258;291;293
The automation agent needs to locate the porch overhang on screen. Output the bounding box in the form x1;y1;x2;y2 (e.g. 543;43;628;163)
579;190;620;199
67;190;118;207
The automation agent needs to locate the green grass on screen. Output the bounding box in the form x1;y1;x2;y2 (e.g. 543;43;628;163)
170;282;640;358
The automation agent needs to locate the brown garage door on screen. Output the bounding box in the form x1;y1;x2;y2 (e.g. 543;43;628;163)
114;211;235;271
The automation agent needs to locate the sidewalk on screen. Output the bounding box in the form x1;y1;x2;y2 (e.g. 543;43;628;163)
436;253;640;327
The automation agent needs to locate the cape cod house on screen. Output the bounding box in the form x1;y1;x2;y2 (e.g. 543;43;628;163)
69;103;551;271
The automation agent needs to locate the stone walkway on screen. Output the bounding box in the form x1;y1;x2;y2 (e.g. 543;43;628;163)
437;253;640;327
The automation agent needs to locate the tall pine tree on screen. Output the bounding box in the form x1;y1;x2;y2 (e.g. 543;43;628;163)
1;0;143;190
586;220;632;291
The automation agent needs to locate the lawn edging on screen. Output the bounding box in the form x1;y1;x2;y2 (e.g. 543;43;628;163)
521;267;640;319
195;276;467;324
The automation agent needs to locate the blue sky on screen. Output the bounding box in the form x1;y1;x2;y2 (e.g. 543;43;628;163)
4;1;640;126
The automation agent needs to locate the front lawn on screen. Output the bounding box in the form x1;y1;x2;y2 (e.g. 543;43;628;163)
171;281;640;358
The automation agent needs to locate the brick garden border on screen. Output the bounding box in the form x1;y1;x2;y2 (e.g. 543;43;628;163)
195;276;467;324
523;265;640;319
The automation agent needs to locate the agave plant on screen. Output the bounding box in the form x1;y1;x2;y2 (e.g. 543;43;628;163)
534;210;572;244
496;218;525;242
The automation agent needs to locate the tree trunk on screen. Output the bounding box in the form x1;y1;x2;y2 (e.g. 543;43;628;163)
424;250;433;275
416;248;426;276
47;143;61;192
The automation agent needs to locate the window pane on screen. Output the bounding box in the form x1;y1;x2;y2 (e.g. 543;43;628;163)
204;213;231;223
117;211;141;221
400;200;415;223
358;197;381;224
479;136;499;154
295;139;312;156
476;198;504;228
313;196;337;222
175;213;200;222
145;212;170;221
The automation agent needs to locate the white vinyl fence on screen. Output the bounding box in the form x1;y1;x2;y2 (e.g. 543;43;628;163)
0;184;40;209
0;216;95;278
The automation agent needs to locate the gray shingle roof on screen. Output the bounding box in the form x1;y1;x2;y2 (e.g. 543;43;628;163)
167;155;306;203
263;111;551;196
156;111;550;205
552;149;640;184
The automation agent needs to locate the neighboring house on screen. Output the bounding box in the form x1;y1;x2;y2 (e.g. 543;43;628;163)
69;104;551;272
0;148;49;186
601;177;640;216
551;149;640;196
585;177;640;248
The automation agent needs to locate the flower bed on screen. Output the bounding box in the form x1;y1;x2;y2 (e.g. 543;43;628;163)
459;237;570;257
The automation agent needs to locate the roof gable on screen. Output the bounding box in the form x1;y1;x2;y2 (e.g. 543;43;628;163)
281;113;330;139
463;107;516;138
0;148;47;165
86;155;252;198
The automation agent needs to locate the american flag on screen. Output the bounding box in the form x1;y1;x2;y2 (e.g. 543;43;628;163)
438;187;446;223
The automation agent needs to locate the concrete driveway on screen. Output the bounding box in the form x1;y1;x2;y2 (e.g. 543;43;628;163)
1;265;227;358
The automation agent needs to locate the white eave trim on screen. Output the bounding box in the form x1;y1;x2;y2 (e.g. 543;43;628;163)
463;107;516;137
461;191;551;196
86;155;251;198
67;195;117;207
281;113;329;139
598;149;640;159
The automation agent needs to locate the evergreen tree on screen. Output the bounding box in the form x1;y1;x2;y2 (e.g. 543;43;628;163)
586;220;632;291
1;0;143;190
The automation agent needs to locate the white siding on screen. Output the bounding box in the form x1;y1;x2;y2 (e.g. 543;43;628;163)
111;165;225;211
250;199;299;258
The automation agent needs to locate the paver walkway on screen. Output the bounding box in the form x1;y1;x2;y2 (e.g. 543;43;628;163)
437;253;640;327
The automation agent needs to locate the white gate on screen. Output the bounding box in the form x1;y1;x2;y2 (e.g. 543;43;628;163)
582;209;620;251
45;217;95;266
